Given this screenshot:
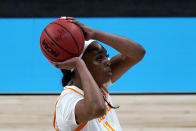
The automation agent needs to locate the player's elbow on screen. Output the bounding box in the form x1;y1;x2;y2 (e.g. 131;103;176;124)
132;43;146;62
138;46;146;61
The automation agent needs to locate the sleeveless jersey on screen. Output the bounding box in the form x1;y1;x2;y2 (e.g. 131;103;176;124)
53;85;122;131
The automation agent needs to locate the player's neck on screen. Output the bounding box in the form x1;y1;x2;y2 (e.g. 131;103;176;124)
72;70;102;90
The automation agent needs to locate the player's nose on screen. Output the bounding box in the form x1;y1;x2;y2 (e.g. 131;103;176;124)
104;58;111;67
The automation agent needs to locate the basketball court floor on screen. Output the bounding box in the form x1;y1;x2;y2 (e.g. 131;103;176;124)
0;95;196;131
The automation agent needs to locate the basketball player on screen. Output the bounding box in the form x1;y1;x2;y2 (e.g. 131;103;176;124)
50;17;145;131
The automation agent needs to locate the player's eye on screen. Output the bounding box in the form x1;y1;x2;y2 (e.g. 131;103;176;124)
96;55;103;60
96;55;104;62
96;53;108;62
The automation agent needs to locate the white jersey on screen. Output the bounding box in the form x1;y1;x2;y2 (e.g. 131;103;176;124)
53;85;122;131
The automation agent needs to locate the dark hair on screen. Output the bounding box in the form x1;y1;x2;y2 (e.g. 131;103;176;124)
104;97;120;109
61;69;73;87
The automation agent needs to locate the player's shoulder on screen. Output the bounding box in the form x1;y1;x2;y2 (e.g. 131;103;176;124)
56;85;84;107
61;85;84;97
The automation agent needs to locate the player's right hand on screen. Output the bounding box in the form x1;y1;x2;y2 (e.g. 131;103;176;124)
49;57;84;70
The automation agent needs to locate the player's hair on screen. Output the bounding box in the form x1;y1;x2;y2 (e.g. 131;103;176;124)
104;97;119;109
61;69;73;87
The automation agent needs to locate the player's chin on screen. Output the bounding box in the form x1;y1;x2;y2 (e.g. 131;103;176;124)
103;73;112;83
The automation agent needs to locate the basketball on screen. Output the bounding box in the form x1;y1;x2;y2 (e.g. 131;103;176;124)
40;19;85;62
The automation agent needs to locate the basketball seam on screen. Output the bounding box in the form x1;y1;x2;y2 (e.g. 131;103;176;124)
51;22;80;56
44;29;77;56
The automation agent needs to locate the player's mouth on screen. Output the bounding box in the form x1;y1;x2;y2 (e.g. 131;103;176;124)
107;67;112;76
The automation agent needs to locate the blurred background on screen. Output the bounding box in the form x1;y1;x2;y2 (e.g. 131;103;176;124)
0;0;195;93
0;0;196;131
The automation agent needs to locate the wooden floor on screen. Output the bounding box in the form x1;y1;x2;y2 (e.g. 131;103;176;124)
0;95;196;131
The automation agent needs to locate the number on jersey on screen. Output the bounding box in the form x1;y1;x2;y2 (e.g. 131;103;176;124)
103;121;115;131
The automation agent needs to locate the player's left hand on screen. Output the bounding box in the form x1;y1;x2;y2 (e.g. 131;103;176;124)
59;16;95;41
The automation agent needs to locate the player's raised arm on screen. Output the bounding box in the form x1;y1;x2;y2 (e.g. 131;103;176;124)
91;30;146;83
69;17;146;84
50;57;106;124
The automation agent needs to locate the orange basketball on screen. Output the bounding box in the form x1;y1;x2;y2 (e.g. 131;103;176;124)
40;19;85;62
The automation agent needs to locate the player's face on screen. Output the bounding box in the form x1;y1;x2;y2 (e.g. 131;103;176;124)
82;43;111;87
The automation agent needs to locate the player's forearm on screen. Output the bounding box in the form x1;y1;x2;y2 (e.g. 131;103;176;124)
75;60;105;115
92;30;145;61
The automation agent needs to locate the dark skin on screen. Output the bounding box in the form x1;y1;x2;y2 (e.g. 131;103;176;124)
74;42;111;88
51;17;146;125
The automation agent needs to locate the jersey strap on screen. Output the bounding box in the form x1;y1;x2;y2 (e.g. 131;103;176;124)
53;87;87;131
101;85;109;95
74;121;88;131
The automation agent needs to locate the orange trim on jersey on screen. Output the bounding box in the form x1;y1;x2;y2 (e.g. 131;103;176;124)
74;121;88;131
66;88;84;97
101;86;109;95
53;87;87;131
53;95;62;131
